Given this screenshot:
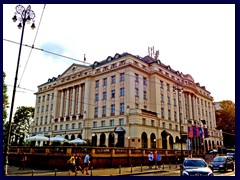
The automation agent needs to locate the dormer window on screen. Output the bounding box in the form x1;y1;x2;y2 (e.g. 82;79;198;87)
72;67;76;72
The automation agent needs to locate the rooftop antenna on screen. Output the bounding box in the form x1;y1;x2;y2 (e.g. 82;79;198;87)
84;54;86;65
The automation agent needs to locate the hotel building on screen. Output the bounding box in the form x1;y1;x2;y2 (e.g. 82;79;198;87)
30;52;223;152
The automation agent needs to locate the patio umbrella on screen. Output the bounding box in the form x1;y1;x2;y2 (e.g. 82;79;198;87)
69;138;87;144
49;135;69;142
25;134;49;141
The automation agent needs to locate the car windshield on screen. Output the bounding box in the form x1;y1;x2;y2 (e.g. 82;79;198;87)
212;156;226;162
183;159;207;167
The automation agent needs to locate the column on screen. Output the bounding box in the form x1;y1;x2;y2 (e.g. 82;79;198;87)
59;90;64;117
71;86;76;115
78;84;82;115
188;93;193;120
65;88;70;116
52;90;58;118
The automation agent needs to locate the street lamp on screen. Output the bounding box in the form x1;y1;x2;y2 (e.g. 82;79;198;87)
4;5;36;176
173;85;184;163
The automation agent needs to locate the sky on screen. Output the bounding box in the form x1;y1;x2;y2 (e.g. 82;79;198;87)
3;4;235;117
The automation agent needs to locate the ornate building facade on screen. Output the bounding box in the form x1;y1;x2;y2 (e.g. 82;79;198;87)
30;52;223;152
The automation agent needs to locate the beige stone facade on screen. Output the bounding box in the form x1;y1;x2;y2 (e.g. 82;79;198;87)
31;52;223;151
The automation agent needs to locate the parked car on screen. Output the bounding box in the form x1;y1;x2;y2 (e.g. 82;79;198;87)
227;153;235;161
180;157;214;176
209;156;234;172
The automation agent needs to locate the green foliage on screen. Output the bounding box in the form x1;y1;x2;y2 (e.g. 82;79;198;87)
216;100;235;148
11;106;35;146
3;71;9;122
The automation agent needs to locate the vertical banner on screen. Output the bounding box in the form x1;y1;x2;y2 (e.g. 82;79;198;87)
193;126;197;137
198;127;205;139
204;128;208;138
188;126;193;138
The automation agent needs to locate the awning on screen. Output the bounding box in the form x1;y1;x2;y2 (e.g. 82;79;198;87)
161;130;171;137
114;127;125;133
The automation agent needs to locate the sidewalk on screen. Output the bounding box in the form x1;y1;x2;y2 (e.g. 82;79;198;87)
5;164;180;176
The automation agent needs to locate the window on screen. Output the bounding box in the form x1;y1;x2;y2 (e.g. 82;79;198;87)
143;91;147;100
94;107;98;116
103;92;107;100
111;90;115;98
162;122;166;129
135;88;139;96
161;94;164;102
168;96;170;105
167;84;170;91
120;73;125;82
37;107;40;113
42;95;45;102
101;120;106;127
120;87;125;96
72;123;75;129
46;105;49;112
135;73;139;82
143;77;147;86
102;106;106;116
66;124;69;130
93;121;97;128
142;118;146;125
175;125;178;131
135;103;139;109
38;96;41;103
120;103;125;113
54;125;58;131
103;78;107;86
47;94;50;101
169;123;172;130
41;106;44;112
78;123;82;128
174;111;177;121
95;80;99;88
119;118;124;125
168;109;171;120
111;75;116;84
160;80;164;89
39;128;42;133
151;120;154;127
110;119;114;126
111;104;115;114
95;94;99;101
161;108;164;118
51;104;53;111
52;93;54;99
43;127;46;132
174;98;176;106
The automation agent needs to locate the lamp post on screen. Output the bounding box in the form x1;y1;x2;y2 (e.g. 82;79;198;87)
4;5;35;176
174;85;184;163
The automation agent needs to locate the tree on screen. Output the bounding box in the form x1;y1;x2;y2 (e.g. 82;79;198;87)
216;100;235;148
3;71;9;123
11;106;34;146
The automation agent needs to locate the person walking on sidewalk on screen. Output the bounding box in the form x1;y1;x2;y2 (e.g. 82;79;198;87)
156;153;162;169
18;152;27;170
82;152;90;175
148;152;154;169
68;154;77;175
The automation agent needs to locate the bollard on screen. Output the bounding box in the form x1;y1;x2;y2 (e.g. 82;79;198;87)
32;169;34;176
55;168;57;176
131;165;132;173
91;167;93;176
169;163;171;169
141;164;142;172
162;163;164;170
119;165;121;174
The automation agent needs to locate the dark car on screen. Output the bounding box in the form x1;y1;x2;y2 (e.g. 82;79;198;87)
180;157;214;176
209;156;234;172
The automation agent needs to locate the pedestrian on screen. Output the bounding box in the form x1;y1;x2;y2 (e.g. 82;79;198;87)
153;152;157;168
156;153;162;169
68;154;77;175
148;152;154;169
82;152;90;175
75;154;83;173
18;152;27;170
